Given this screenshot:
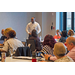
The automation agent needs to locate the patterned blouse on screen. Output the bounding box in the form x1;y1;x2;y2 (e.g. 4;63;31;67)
40;45;54;57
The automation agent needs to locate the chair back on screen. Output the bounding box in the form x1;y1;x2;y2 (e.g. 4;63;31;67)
15;47;31;56
26;39;36;52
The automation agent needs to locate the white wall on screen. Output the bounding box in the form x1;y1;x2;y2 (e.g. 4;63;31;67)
42;12;56;39
0;12;56;41
0;12;27;41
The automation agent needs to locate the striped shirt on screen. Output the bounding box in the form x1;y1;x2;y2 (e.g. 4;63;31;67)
41;45;54;56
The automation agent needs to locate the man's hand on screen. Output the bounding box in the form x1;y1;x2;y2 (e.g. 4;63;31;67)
29;33;31;35
45;54;51;60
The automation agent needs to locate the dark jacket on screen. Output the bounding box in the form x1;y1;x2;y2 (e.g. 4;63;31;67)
0;35;7;40
29;36;42;51
59;36;67;43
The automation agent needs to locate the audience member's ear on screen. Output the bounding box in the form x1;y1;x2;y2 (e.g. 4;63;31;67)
70;43;74;46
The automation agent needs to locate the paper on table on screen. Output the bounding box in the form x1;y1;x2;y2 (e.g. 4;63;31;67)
38;58;45;61
13;56;42;60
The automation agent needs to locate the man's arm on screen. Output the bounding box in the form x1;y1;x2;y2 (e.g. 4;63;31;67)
45;54;57;61
37;24;41;34
0;49;6;52
26;24;30;34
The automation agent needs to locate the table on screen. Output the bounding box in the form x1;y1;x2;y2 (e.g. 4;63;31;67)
0;46;3;49
0;56;53;62
6;57;32;62
0;57;31;62
0;56;52;62
0;56;46;62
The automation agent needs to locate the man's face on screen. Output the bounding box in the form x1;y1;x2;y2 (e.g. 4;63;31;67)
66;40;73;51
57;32;60;36
68;31;70;35
31;17;35;23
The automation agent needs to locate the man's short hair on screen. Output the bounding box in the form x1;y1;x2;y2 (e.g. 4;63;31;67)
67;36;75;45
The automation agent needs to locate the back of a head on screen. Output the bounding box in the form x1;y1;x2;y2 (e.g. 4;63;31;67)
31;29;37;37
66;36;75;45
4;27;13;36
8;30;16;38
56;29;60;33
43;34;56;48
53;42;67;57
62;30;67;37
68;29;74;36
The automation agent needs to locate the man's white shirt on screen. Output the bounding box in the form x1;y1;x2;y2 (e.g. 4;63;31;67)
26;22;41;34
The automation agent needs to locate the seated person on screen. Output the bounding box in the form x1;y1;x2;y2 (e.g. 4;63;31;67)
4;27;13;40
45;36;75;62
53;42;73;62
59;30;67;43
68;29;74;37
54;29;61;40
0;28;13;46
0;30;24;56
40;34;56;57
29;29;42;51
0;29;7;40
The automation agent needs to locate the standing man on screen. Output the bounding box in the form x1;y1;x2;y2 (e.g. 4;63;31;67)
26;17;41;38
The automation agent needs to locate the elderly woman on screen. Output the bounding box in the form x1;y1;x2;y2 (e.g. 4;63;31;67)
40;34;56;57
54;42;74;62
0;30;24;56
0;28;13;46
4;27;13;39
45;42;74;62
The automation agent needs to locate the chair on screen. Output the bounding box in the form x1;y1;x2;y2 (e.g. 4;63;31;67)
26;39;36;52
26;39;41;56
15;47;31;56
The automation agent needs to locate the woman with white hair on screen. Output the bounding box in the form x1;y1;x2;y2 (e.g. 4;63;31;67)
45;42;74;62
53;42;73;62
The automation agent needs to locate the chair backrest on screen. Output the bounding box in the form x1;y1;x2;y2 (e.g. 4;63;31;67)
15;47;31;56
26;39;36;52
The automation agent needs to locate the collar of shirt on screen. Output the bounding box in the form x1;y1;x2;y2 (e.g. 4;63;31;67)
30;21;36;24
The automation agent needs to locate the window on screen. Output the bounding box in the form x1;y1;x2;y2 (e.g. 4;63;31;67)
67;12;72;31
60;12;63;31
56;12;60;30
74;12;75;31
60;12;74;32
